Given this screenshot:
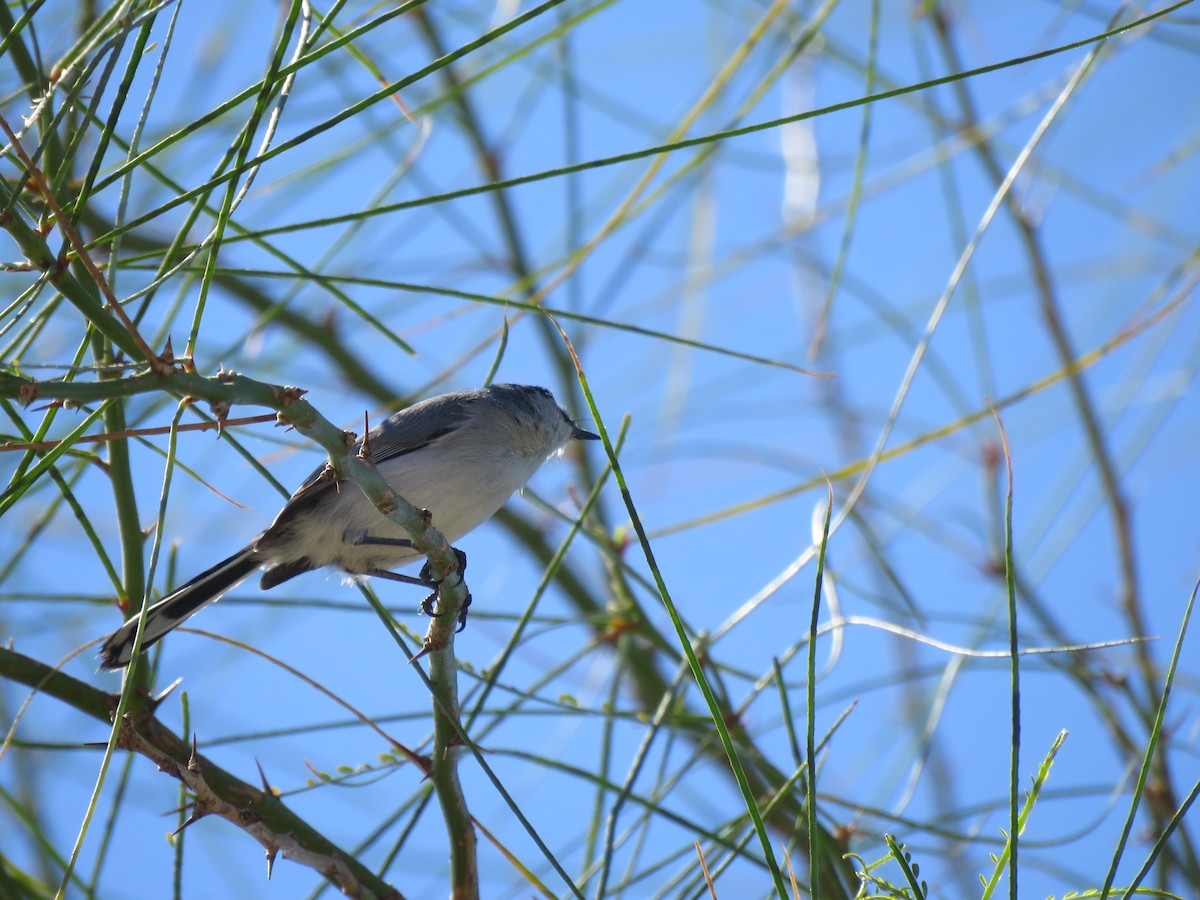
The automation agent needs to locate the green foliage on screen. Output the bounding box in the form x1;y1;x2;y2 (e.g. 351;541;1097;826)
1;1;1197;898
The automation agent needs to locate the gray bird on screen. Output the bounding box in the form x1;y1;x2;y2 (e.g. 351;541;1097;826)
99;384;598;669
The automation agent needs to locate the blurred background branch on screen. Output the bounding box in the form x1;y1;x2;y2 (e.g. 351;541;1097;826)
1;1;1197;897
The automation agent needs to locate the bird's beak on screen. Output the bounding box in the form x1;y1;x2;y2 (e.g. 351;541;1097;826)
572;426;601;441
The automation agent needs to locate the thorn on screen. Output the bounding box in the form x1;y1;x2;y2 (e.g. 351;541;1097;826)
171;805;208;836
292;464;337;500
255;758;273;795
161;336;174;365
150;677;183;711
189;732;200;771
211;400;231;438
280;385;307;405
265;844;278;880
408;639;435;664
358;412;372;462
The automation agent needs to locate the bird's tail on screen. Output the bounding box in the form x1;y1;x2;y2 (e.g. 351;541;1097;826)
99;547;261;669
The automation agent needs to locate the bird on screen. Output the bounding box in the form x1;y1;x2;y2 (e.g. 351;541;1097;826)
99;384;599;669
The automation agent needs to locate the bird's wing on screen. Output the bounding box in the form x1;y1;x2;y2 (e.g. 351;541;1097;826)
265;392;476;529
361;391;473;465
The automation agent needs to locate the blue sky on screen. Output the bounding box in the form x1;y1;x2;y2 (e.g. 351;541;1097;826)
2;1;1198;897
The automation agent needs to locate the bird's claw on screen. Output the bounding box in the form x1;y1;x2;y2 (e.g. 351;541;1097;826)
418;549;471;631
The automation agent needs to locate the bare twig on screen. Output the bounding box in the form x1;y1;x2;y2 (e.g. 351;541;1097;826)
0;646;404;898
